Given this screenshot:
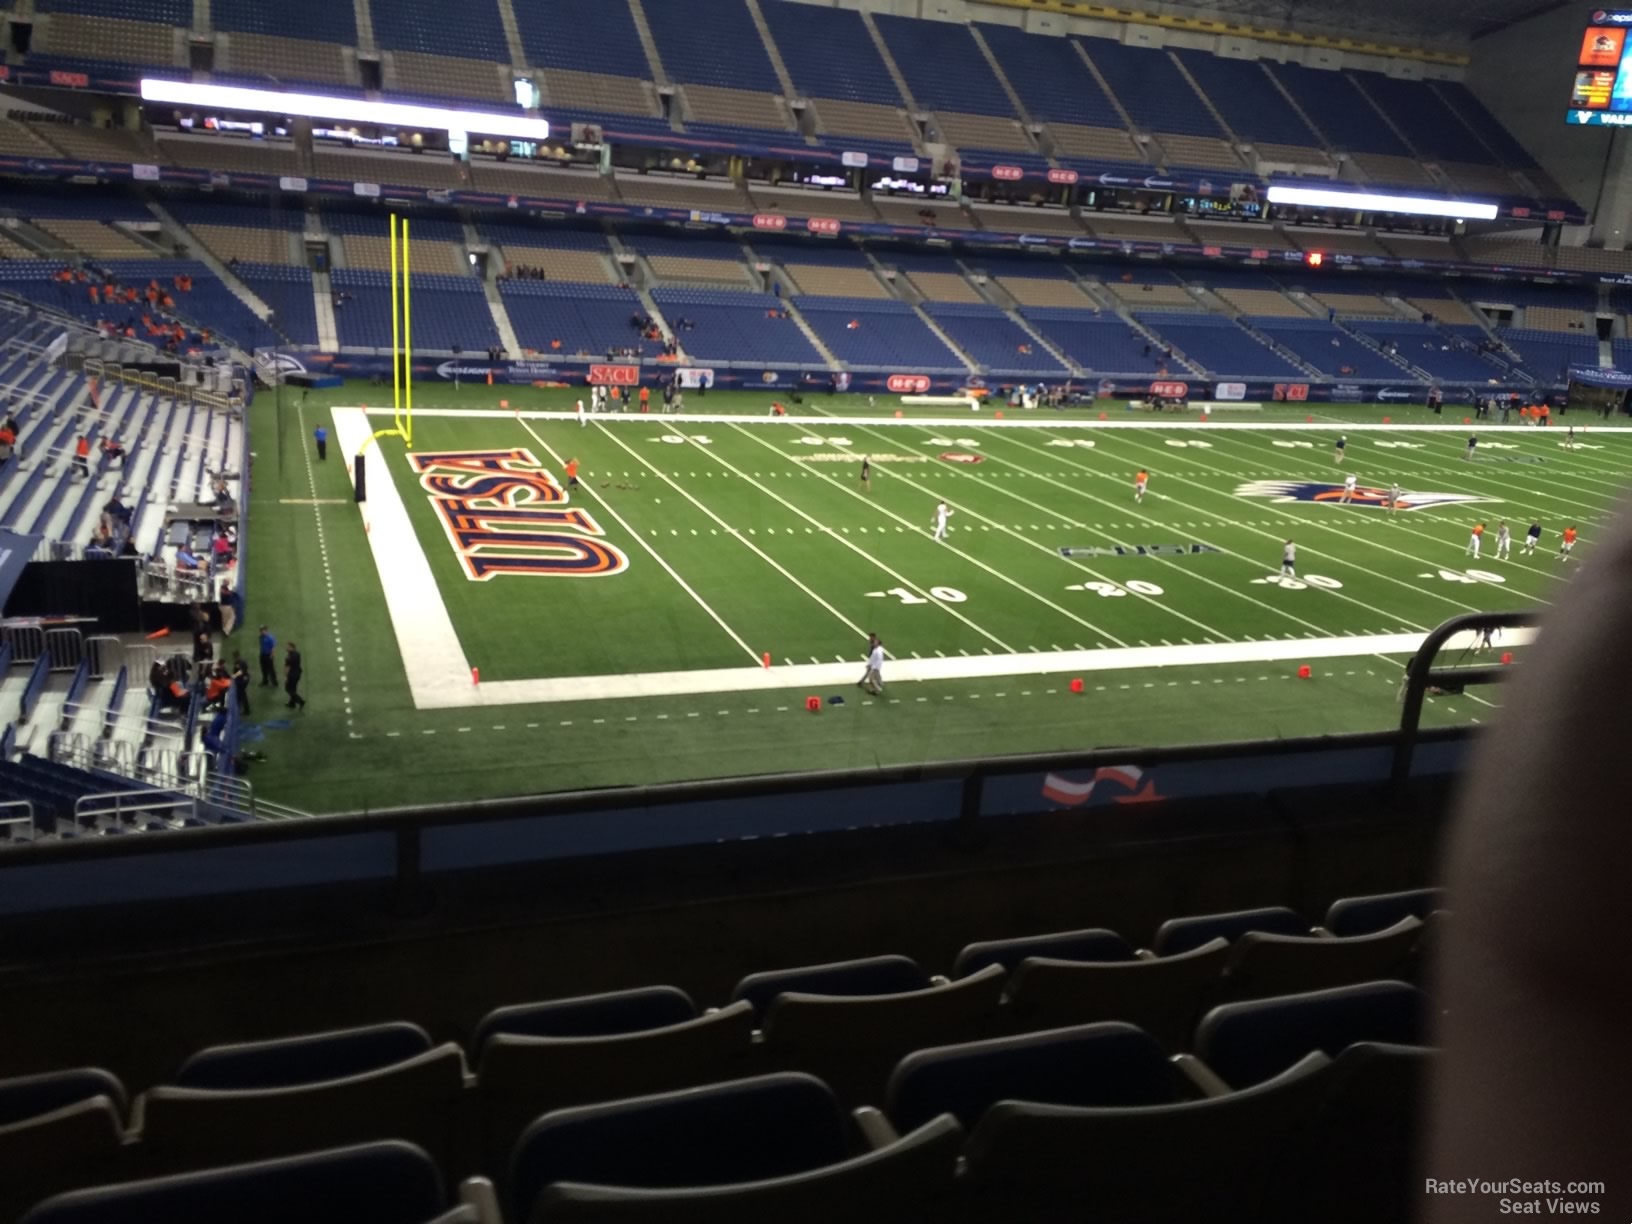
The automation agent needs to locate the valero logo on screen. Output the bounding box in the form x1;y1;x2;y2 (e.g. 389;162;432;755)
887;374;931;393
992;165;1025;181
806;217;841;235
752;213;788;230
1149;381;1189;399
1235;480;1496;511
588;364;639;386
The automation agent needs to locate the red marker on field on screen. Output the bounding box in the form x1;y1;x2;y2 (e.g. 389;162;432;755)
762;652;771;669
472;667;480;685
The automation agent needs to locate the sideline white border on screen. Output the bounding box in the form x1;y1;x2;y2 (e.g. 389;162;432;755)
334;406;1537;710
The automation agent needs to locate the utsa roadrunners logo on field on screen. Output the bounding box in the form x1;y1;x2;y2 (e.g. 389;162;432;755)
407;448;629;581
1233;480;1496;511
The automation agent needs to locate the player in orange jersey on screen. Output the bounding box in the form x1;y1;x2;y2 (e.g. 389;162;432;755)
565;458;580;489
1135;469;1148;503
1466;521;1485;559
1559;525;1577;561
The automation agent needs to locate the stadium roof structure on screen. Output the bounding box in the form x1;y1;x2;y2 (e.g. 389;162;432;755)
1145;0;1569;49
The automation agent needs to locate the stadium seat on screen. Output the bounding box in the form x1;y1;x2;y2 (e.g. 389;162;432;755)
19;1140;452;1224
173;1021;435;1089
957;1049;1335;1222
1;1068;129;1224
474;1002;757;1180
1193;980;1427;1088
756;966;1007;1105
729;954;930;1016
885;1021;1193;1133
1324;888;1446;937
471;986;698;1048
1262;1042;1433;1224
1152;905;1309;956
1001;938;1231;1049
951;927;1135;977
133;1027;468;1174
1215;918;1426;1001
508;1073;962;1224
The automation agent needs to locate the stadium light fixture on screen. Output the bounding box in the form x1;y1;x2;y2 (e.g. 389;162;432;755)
139;78;550;142
1266;184;1498;221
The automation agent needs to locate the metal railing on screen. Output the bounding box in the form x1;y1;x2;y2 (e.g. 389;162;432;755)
0;800;35;842
1392;609;1539;787
1;624;85;671
73;790;197;832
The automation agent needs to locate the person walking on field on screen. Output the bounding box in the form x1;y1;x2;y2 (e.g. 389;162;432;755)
565;457;580;489
1333;435;1346;464
576;397;586;428
284;641;306;710
857;633;885;696
1339;473;1357;504
1135;469;1148;503
1467;522;1485;559
932;499;953;542
1496;520;1511;561
1280;539;1296;580
258;624;277;686
639;385;650;413
314;423;328;461
859;455;871;490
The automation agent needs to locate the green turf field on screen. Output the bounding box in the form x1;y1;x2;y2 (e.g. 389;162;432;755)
239;382;1630;814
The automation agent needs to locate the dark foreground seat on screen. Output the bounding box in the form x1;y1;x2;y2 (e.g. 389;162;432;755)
510;1072;961;1224
1;1068;128;1223
1215;918;1425;1001
21;1140;456;1224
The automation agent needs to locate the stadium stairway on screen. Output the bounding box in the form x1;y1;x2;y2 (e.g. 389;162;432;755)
312;267;340;352
147;201;274;338
967;24;1037;133
743;0;799;102
469;221;522;356
1076;278;1206;377
625;0;673;91
859;9;919;114
751;243;843;371
973;273;1082;374
492;0;528;69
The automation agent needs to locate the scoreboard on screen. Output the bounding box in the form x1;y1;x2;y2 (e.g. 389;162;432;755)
1567;9;1632;125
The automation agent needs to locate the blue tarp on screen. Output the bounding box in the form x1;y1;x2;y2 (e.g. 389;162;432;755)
0;528;41;610
1568;364;1632;388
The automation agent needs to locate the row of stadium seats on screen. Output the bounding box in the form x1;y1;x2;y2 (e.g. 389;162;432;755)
2;888;1441;1221
14;0;1564;203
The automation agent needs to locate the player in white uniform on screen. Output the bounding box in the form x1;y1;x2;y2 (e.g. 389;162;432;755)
1280;539;1296;579
1339;473;1357;504
576;398;586;428
857;633;885;695
932;500;953;542
1388;482;1403;515
1495;520;1511;560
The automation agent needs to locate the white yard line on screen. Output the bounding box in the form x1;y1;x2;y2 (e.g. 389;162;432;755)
790;418;1240;644
418;628;1534;708
515;416;761;665
591;422;870;643
331;407;475;708
653;424;1016;652
713;422;1125;648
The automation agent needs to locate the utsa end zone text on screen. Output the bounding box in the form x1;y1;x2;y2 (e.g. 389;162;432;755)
408;448;630;581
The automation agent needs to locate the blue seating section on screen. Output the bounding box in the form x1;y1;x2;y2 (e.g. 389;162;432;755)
1020;310;1158;373
1615;339;1632;372
481;224;609;252
1171;51;1322;147
1496;329;1599;380
1433;81;1535;167
514;0;642;77
1266;62;1410;156
0;190;153;221
1250;317;1408;378
651;287;821;365
500;281;658;358
642;0;780;93
35;0;188;17
1079;38;1222;139
974;25;1122;130
210;0;356;42
796;298;963;370
873;14;1015;118
164;200;307;229
237;264;318;346
324;210;465;242
1352;73;1491;163
924;303;1065;374
627;233;748;263
1350;324;1505;382
760;2;900;107
369;0;507;60
1138;313;1304;378
331;269;496;350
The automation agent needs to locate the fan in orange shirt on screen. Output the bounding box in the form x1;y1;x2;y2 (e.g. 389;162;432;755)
565;458;580;489
1466;521;1485;559
1134;470;1149;503
1559;525;1577;561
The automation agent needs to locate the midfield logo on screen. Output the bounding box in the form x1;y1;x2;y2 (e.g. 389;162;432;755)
1234;480;1496;511
407;448;629;581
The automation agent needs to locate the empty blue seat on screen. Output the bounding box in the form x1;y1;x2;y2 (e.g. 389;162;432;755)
952;928;1135;978
1194;980;1426;1088
887;1021;1185;1133
730;954;929;1016
20;1140;447;1224
1325;888;1446;937
473;986;697;1050
1153;906;1308;956
175;1022;433;1089
1;1069;128;1223
1217;921;1426;1002
509;1072;961;1224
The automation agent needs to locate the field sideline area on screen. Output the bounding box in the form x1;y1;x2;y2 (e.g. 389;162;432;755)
242;383;1629;813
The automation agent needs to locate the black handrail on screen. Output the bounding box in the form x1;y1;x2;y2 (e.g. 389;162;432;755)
1392;609;1539;788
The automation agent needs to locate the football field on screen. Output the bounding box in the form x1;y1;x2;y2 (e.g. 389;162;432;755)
242;385;1631;813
